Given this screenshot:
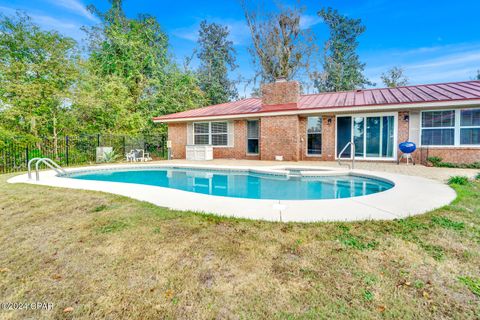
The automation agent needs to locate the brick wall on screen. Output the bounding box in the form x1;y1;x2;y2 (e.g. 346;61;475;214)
167;123;187;159
415;148;480;164
397;111;410;162
168;120;260;160
213;120;260;160
260;115;300;161
299;115;336;161
321;116;336;161
168;111;479;164
261;80;299;108
398;111;410;143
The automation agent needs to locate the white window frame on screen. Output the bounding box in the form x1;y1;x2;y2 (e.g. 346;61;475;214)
246;120;259;155
193;122;210;145
420;109;456;147
210;121;229;146
419;108;480;148
334;112;398;161
193;121;229;147
306;116;322;156
459;108;480;146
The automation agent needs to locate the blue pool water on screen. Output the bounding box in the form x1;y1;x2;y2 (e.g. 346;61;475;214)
67;168;393;200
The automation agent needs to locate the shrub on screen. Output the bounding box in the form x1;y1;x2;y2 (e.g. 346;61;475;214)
476;173;480;180
102;150;120;163
428;157;480;169
427;156;442;166
448;176;470;186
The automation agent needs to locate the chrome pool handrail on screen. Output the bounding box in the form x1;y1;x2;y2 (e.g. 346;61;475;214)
28;158;66;181
338;141;355;170
27;157;43;179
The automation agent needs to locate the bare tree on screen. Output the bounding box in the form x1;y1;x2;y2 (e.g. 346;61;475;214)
241;0;315;85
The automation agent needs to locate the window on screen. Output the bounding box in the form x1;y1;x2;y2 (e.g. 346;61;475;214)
460;109;480;145
307;116;322;155
421;110;455;146
420;108;480;146
211;122;228;146
194;122;210;145
193;121;229;146
247;120;259;154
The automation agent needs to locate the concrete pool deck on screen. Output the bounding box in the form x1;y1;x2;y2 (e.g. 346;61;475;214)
8;161;460;223
161;159;479;182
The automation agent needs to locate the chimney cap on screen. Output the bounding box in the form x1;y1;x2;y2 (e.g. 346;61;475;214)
275;77;287;83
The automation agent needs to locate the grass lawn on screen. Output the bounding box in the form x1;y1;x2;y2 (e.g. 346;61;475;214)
1;172;480;319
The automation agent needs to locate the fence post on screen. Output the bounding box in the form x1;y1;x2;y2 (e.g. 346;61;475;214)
25;145;29;168
66;136;69;166
97;134;100;147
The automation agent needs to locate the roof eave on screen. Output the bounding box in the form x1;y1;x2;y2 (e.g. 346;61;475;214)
153;99;480;124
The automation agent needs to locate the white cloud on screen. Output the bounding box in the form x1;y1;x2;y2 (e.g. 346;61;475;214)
173;14;320;47
0;5;83;40
172;19;251;46
172;27;197;42
30;13;79;31
45;0;98;22
299;14;322;29
407;51;480;70
365;43;480;85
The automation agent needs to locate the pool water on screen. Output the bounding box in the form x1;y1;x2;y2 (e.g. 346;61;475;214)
67;168;393;200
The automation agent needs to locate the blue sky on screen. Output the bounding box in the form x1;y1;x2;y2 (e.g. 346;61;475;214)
1;0;480;97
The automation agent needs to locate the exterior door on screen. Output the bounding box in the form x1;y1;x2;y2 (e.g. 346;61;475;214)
337;114;396;160
336;117;352;158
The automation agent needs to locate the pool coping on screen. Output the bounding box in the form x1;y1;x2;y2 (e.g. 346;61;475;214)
7;163;457;222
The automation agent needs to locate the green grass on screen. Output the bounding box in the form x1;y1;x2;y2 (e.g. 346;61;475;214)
336;225;379;250
431;216;465;230
96;219;129;234
458;276;480;297
0;173;479;319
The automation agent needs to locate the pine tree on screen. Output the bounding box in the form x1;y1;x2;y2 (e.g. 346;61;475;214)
313;8;372;92
197;21;238;105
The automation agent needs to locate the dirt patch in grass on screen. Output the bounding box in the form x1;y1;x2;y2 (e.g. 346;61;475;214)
0;174;479;319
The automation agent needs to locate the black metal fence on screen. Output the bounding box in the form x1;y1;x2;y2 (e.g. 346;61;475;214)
0;133;167;174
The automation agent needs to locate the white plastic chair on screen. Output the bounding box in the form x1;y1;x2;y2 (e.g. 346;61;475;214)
125;150;136;162
135;149;152;162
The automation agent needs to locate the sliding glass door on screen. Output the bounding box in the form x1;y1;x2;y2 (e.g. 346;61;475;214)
337;114;396;160
337;117;352;158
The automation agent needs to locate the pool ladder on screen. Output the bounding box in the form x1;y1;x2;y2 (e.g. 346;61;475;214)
337;141;356;170
28;158;66;181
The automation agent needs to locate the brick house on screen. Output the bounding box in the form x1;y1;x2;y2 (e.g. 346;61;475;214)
153;80;480;164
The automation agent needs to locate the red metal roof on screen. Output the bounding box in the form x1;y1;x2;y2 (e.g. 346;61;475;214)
154;80;480;122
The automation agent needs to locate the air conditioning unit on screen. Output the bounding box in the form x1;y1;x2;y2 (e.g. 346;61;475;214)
186;145;213;161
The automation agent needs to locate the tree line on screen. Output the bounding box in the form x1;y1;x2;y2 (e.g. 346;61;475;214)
0;0;409;144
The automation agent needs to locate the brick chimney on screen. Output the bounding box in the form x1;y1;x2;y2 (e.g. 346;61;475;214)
261;78;300;111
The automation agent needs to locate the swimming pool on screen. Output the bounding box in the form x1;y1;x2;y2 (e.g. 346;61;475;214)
9;163;456;222
67;167;393;200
